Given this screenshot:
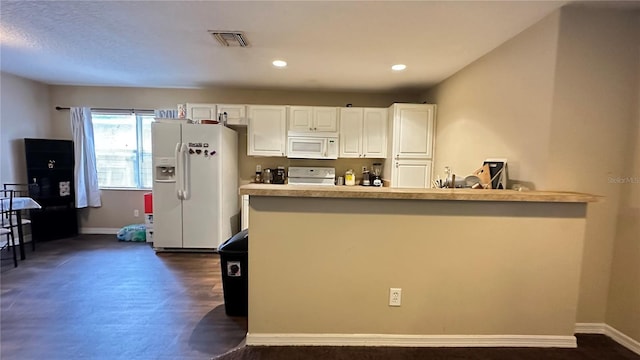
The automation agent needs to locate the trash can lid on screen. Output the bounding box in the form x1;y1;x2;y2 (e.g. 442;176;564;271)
218;229;248;253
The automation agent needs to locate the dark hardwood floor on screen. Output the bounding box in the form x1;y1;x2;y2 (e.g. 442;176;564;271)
1;235;247;360
3;235;638;360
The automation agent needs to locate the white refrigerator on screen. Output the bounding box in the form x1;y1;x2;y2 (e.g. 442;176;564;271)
151;120;238;250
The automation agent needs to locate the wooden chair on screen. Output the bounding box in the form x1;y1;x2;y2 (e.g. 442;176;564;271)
1;190;18;267
2;183;34;256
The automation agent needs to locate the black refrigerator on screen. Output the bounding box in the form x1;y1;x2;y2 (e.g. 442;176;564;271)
24;138;78;241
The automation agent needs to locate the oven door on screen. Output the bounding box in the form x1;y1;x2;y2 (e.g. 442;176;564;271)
287;137;329;159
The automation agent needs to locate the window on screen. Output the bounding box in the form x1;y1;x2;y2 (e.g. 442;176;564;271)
92;110;154;189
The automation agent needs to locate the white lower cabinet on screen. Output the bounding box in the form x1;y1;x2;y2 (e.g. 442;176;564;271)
247;105;287;157
392;159;432;188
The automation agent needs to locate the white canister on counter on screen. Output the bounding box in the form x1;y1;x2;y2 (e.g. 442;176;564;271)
345;169;356;186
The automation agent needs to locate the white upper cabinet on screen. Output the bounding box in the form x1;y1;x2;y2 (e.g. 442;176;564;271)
362;108;387;158
186;103;217;122
247;105;287;157
339;107;387;158
391;104;435;159
339;108;363;158
217;104;247;126
289;106;338;132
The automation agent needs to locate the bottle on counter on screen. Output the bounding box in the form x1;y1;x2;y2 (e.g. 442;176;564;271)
345;169;356;186
255;164;262;183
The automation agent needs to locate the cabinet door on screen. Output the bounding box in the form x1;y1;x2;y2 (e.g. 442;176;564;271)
289;106;313;131
339;108;363;158
187;103;217;122
392;159;432;189
393;104;435;159
217;104;247;126
248;105;287;156
362;108;387;158
313;107;338;132
289;106;338;132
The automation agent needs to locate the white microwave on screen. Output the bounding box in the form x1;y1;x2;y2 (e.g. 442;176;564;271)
287;131;339;159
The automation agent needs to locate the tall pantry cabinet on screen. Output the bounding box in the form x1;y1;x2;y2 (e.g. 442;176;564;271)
383;103;436;188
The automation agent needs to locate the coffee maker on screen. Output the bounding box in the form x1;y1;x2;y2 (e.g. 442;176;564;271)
272;166;286;184
371;163;383;187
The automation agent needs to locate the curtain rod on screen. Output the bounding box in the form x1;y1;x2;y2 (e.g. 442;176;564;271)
55;106;153;112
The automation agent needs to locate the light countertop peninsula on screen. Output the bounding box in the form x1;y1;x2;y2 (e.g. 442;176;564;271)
243;183;598;347
239;183;600;203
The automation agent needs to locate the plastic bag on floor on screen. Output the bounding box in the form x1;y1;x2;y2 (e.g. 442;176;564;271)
117;224;147;242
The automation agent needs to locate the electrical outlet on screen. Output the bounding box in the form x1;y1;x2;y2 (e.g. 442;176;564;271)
389;288;402;306
134;209;139;217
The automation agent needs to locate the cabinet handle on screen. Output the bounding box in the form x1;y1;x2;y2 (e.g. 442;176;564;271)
395;155;399;159
363;154;366;158
395;162;399;168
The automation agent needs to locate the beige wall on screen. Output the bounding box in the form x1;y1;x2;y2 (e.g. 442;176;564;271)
49;85;419;229
605;37;640;341
249;197;587;338
423;12;560;187
0;72;52;184
547;7;639;327
423;7;639;341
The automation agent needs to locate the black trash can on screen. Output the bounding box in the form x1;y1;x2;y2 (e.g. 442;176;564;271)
218;229;248;316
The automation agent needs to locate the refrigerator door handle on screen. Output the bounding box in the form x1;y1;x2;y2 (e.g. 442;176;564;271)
181;143;190;200
175;142;183;200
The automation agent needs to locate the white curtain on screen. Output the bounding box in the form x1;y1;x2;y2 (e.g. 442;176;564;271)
70;107;102;208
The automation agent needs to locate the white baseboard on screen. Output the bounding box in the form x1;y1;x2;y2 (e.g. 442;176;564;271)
575;323;606;334
246;333;577;348
606;324;640;355
79;227;119;235
575;322;640;355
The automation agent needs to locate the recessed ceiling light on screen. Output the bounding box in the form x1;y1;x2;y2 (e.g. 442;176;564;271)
273;60;287;68
391;64;407;71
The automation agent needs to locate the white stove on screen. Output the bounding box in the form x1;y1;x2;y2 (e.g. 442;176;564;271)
287;167;335;186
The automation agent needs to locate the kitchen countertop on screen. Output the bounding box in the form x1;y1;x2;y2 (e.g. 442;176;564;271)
239;183;601;203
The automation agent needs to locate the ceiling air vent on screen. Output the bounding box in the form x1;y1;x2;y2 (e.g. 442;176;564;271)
209;31;249;47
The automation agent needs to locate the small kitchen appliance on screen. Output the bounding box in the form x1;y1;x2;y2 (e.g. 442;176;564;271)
371;163;383;187
272;166;286;184
287;131;339;159
362;169;370;186
263;168;273;184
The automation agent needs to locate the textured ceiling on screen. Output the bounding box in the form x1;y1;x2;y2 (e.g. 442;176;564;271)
0;1;574;92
